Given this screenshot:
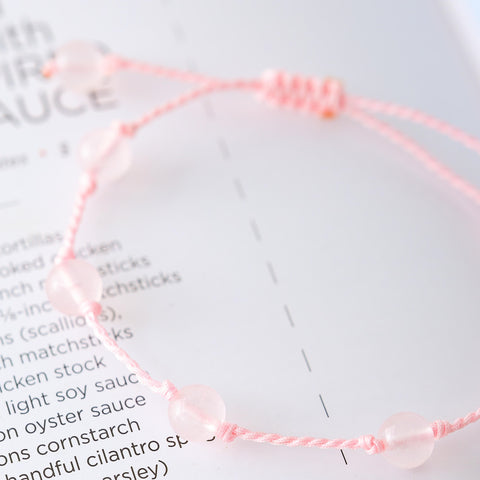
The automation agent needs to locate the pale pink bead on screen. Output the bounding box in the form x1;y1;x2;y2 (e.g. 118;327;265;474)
55;41;104;93
79;127;131;183
378;412;435;469
168;385;226;442
46;259;103;315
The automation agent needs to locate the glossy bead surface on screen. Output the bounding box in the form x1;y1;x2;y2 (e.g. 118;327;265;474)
55;41;104;92
378;412;434;469
46;259;103;315
79;127;131;183
168;385;226;442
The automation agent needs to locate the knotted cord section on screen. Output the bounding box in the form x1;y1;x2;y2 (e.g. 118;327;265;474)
431;407;480;439
259;70;345;117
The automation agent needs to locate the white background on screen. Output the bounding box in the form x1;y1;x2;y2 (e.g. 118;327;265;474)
0;1;479;479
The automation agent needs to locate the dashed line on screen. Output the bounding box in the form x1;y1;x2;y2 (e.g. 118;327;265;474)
266;261;278;284
233;178;246;200
340;450;348;465
284;304;294;327
301;348;312;372
217;137;230;160
250;218;262;242
318;393;329;418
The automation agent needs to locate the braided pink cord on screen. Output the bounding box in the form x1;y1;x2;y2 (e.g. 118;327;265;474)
216;423;385;454
55;172;97;264
351;97;480;156
105;55;216;85
121;79;261;136
345;106;480;206
51;61;480;454
81;303;178;400
431;407;480;438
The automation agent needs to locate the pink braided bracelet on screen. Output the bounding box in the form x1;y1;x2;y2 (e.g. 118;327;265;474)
41;41;480;470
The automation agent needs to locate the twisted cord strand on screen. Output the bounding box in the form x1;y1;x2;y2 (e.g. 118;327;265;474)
216;423;385;454
351;97;480;156
82;303;177;400
50;61;480;454
345;106;480;206
431;407;480;439
55;172;96;264
122;79;261;135
105;55;218;85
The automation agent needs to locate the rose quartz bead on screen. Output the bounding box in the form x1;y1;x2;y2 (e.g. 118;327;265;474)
168;385;226;442
55;41;105;93
378;412;435;469
46;259;103;315
79;127;131;183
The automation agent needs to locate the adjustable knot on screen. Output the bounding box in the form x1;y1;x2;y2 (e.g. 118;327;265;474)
359;435;386;455
80;300;102;319
216;422;240;443
42;59;57;78
260;70;345;118
431;420;451;439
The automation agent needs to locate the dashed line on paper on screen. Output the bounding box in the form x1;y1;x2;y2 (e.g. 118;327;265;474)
250;218;262;242
284;304;294;327
266;261;278;284
301;348;312;372
318;393;329;418
233;178;246;200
